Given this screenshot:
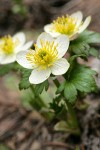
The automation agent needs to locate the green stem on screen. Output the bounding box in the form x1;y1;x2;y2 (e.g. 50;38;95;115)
65;100;79;127
53;78;80;134
53;78;60;87
30;85;47;109
30;85;54;120
64;98;80;135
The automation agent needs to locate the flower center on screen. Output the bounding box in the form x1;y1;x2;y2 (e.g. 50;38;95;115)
26;40;58;69
0;35;19;55
52;15;78;36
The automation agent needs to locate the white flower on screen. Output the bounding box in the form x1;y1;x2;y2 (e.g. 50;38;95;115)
44;11;91;40
0;32;33;64
16;32;70;84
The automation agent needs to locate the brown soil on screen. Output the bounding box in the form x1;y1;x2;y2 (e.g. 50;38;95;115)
0;0;100;35
0;94;100;150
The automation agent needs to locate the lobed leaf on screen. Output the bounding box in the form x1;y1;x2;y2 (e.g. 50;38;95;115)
78;30;100;44
89;47;100;58
34;80;49;95
62;64;97;103
64;82;77;103
19;69;32;90
0;64;14;76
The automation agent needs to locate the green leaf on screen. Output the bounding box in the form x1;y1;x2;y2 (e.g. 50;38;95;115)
71;65;97;93
0;64;14;76
54;121;71;132
0;62;23;77
44;80;49;91
89;47;100;58
64;82;77;103
63;64;97;103
54;121;79;134
78;30;100;44
70;30;100;56
19;69;32;90
50;95;63;114
50;95;67;120
56;81;66;94
66;55;87;80
34;80;49;95
70;40;90;55
69;54;87;63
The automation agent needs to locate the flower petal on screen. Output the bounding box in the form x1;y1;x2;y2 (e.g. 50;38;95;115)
44;24;61;38
0;55;5;63
69;33;79;40
14;41;33;53
29;68;51;84
48;32;61;38
71;11;83;27
55;35;69;58
21;41;33;51
16;51;33;69
51;58;70;75
13;32;26;46
78;16;91;33
36;32;53;48
44;24;52;33
1;54;16;64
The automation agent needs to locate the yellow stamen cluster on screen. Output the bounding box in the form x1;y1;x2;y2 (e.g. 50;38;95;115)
52;15;78;36
26;40;58;69
0;35;19;55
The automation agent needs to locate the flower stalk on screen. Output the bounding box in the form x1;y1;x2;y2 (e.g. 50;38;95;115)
54;78;80;134
30;85;47;109
65;100;80;135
